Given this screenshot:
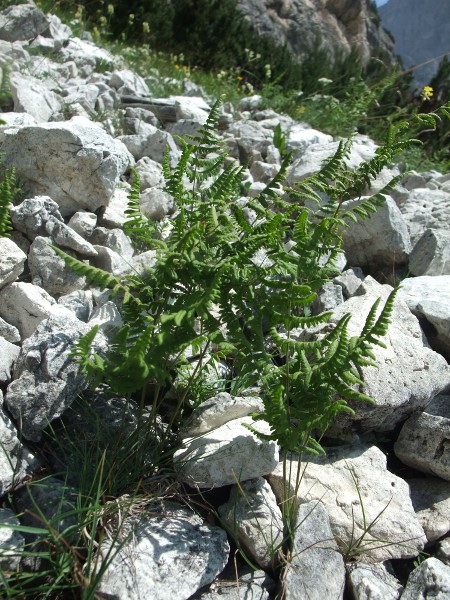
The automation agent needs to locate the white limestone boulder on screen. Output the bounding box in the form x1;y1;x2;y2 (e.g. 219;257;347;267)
10;196;64;241
396;188;450;245
409;229;450;276
408;477;450;543
28;236;86;296
2;117;130;216
96;505;229;600
286;124;333;154
90;227;134;260
218;477;284;569
10;74;61;122
342;195;411;269
109;69;150;97
119;125;180;166
0;282;56;340
133;156;164;190
0;337;19;384
0;112;37;142
0;238;26;290
268;445;427;562
174;417;278;488
347;563;403;600
0;2;48;42
0;317;20;344
398;276;450;356
67;211;97;239
322;278;450;435
181;392;264;437
394;395;450;482
5;312;96;441
45;217;98;257
140;188;175;220
282;501;345;600
0;394;39;496
401;558;450;599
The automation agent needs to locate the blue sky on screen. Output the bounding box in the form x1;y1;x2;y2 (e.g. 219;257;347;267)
375;0;389;5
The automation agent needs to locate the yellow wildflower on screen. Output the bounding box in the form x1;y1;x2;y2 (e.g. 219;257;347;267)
421;86;433;101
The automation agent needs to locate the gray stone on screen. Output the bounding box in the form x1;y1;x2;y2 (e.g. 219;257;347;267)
0;237;26;290
90;227;134;260
396;188;450;245
5;312;93;441
45;217;98;257
0;282;56;340
0;336;19;383
342;195;412;269
0;317;20;344
0;399;39;496
0;508;24;574
88;301;123;332
140;188;175;220
319;278;450;435
347;563;403;600
2;117;130;216
96;505;229;600
286;125;333;154
334;267;365;298
401;558;450;600
181;392;264;436
219;477;284;569
0;111;37;143
59;37;114;74
10;74;61;122
109;69;150;96
129;249;158;276
67;211;97;239
394;395;450;482
133;156;164;190
90;245;132;276
250;160;280;184
269;445;427;562
0;3;48;42
28;236;86;296
119;126;180;166
409;229;450;276
436;538;450;567
398;276;450;356
283;501;345;600
407;477;450;543
100;186;130;228
313;281;344;313
10;196;64;241
57;290;93;322
174;417;279;488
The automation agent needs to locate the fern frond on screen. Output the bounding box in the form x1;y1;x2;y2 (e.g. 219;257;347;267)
0;166;17;237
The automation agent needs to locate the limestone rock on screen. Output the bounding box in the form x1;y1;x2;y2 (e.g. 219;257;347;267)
10;73;61;122
0;317;20;344
0;111;37;142
282;501;345;600
409;229;450;276
436;538;450;567
90;227;134;260
57;290;93;322
269;445;427;562
67;211;97;239
109;69;150;96
96;505;229;600
0;237;26;290
2;117;130;216
396;188;450;245
181;392;264;436
219;477;284;569
398;276;450;357
5;312;93;441
347;563;403;600
0;2;49;42
28;236;86;296
0;336;19;383
10;196;64;241
174;417;278;488
394;395;450;482
408;477;450;543
342;195;411;269
0;282;56;340
194;569;275;599
0;397;39;496
401;557;450;600
133;156;165;190
45;217;98;257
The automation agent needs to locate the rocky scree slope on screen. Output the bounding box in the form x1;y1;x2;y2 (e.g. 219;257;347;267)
1;2;450;599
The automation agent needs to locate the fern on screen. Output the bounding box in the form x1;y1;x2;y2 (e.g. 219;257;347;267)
0;165;17;238
54;99;438;457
